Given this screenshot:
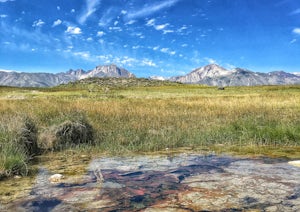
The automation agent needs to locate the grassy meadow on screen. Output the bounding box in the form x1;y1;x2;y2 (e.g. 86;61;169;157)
0;79;300;178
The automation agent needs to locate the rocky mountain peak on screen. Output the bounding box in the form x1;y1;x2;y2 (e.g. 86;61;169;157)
203;64;226;71
191;64;232;78
86;64;135;78
67;69;86;76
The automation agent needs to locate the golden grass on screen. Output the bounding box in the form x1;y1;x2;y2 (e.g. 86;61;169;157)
0;84;299;161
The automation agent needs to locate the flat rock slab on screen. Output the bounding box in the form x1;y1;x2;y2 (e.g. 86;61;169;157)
3;154;300;211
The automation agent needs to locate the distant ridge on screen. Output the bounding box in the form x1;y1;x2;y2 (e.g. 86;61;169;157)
0;64;299;87
170;64;300;86
0;64;135;87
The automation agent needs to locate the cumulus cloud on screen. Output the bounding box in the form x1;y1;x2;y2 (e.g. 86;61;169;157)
293;28;300;35
79;0;101;24
0;14;7;18
52;19;62;27
97;31;105;37
66;26;82;34
160;48;176;55
126;0;181;19
32;19;45;27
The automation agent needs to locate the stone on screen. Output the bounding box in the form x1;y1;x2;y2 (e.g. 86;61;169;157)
49;174;64;183
288;160;300;167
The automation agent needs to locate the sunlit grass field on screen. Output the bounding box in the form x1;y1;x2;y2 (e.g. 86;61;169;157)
1;80;300;177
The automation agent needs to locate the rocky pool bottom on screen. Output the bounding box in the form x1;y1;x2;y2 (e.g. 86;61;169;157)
1;153;300;211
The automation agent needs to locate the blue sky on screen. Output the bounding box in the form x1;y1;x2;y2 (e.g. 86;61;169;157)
0;0;300;77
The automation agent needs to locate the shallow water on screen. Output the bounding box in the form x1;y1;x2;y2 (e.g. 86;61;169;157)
1;153;300;211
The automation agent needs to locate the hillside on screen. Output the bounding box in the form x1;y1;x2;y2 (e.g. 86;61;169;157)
60;77;182;89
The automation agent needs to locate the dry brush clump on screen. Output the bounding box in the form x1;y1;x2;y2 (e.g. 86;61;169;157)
39;113;94;151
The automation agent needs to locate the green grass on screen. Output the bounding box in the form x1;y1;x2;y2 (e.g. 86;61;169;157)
0;80;300;177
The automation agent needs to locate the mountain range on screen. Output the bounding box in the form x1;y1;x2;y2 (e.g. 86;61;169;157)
0;64;299;87
0;64;135;87
171;64;300;86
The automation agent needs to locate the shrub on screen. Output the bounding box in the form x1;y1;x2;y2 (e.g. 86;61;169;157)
18;117;39;156
0;115;38;178
39;114;94;150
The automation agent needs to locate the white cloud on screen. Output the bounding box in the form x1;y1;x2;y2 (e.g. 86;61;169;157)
71;9;75;13
113;56;137;67
126;0;181;19
155;23;169;30
32;19;45;27
74;51;90;59
178;26;187;32
146;19;172;33
224;63;236;70
293;28;300;35
0;14;7;18
97;31;105;37
57;6;60;10
121;10;127;15
146;19;155;26
0;0;14;2
161;48;169;53
205;57;217;64
160;48;176;55
163;29;174;34
79;0;101;24
290;39;297;44
132;45;141;49
153;46;160;51
108;26;122;31
142;59;156;67
290;8;300;15
52;19;62;27
125;20;136;25
114;21;119;26
98;8;115;27
66;26;82;34
87;37;93;41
